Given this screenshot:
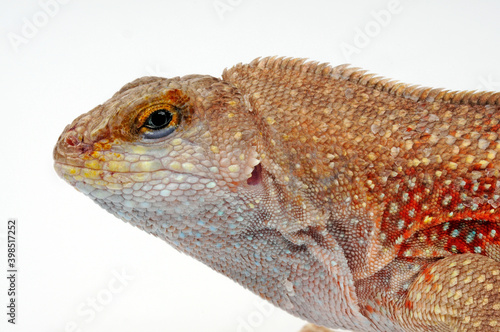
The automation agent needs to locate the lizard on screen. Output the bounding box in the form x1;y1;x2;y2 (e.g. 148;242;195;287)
53;57;500;331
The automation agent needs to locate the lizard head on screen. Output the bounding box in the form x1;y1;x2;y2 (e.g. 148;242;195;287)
53;75;261;236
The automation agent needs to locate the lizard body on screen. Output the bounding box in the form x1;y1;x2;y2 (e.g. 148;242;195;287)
54;57;500;331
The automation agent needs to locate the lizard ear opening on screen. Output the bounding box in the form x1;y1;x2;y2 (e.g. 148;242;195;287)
247;163;262;186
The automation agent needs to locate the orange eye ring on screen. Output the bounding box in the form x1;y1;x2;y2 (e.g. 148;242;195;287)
137;104;181;139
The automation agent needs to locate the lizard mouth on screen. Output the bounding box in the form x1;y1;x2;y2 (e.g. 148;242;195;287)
54;161;214;186
53;163;220;215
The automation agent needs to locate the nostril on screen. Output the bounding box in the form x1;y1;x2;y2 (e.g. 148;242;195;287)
63;132;94;154
65;134;80;146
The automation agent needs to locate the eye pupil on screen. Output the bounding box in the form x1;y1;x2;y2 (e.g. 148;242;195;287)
145;109;172;129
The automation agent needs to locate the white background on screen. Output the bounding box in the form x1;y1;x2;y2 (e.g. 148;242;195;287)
1;1;500;332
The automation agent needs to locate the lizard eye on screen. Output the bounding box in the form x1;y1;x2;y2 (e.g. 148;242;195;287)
144;109;172;130
139;107;179;139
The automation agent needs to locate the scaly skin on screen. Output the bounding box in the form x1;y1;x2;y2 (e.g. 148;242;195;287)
54;57;500;331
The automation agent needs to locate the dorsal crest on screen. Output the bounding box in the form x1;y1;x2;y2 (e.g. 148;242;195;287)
224;56;500;106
